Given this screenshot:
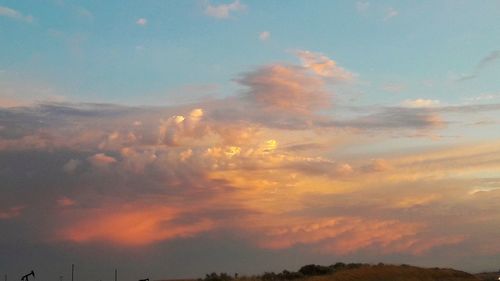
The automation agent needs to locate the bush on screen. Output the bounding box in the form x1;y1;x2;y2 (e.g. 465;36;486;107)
298;264;332;276
278;270;303;280
202;272;233;281
261;272;277;281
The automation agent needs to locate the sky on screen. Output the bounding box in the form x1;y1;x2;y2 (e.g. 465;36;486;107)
1;0;500;280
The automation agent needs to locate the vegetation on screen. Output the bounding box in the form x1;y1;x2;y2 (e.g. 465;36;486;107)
199;263;485;281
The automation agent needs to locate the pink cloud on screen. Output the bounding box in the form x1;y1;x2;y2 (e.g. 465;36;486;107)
0;206;25;220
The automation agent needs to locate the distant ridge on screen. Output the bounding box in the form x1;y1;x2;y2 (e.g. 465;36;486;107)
307;264;479;281
192;263;499;281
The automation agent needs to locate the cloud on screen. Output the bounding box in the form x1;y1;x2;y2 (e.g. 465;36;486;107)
237;64;329;114
59;205;215;246
158;108;209;146
203;0;246;19
384;7;398;21
477;50;500;69
381;82;406;93
75;6;93;20
0;6;34;23
356;1;370;12
63;159;81;173
456;50;500;81
136;18;147;26
259;31;270;41
401;99;440;108
328;107;444;130
296;50;355;81
88;153;117;168
57;196;77;207
0;206;25;220
361;159;392;172
2;55;500;273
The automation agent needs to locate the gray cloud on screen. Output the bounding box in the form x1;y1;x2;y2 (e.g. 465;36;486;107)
456;50;500;81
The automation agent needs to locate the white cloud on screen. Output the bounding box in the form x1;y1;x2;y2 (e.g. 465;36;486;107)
204;0;246;19
259;31;270;41
0;6;33;23
401;99;440;108
136;18;147;26
384;7;398;21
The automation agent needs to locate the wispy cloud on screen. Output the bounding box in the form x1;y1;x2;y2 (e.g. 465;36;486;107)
384;7;398;21
203;0;246;19
457;50;500;81
0;206;25;220
355;1;370;13
0;6;33;23
381;82;406;93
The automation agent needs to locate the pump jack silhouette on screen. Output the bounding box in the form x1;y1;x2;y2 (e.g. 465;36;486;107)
21;271;35;281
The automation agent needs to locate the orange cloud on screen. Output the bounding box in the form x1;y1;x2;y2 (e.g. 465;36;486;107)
88;153;117;168
243;216;434;255
59;206;215;246
57;196;77;207
296;50;355;81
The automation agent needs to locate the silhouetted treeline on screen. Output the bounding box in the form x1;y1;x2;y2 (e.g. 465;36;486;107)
199;263;368;281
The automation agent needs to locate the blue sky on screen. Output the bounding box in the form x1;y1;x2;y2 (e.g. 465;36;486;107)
1;0;499;105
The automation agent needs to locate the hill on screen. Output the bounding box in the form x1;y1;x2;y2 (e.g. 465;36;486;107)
201;263;485;281
475;272;500;281
306;264;479;281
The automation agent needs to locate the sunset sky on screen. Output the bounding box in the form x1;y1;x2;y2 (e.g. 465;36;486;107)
1;1;500;280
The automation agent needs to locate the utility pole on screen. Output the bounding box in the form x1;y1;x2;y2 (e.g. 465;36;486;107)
71;264;75;281
4;274;7;281
114;269;117;281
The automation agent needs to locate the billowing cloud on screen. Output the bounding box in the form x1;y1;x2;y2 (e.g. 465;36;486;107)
238;64;329;113
2;57;500;278
203;0;246;19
